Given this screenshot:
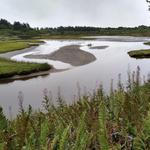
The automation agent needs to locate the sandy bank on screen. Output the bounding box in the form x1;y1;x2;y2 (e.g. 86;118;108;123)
26;45;96;66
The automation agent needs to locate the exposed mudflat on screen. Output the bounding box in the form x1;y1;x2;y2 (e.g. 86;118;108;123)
26;45;96;66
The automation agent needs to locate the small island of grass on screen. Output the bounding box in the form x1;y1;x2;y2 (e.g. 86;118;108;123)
128;49;150;58
144;41;150;45
0;58;51;79
90;46;109;49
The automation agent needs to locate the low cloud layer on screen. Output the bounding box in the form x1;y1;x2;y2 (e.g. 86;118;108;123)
0;0;150;27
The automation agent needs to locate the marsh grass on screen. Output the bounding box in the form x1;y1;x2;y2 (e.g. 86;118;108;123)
127;41;150;58
0;57;51;78
0;68;150;149
144;42;150;46
128;49;150;58
0;39;44;53
0;39;50;79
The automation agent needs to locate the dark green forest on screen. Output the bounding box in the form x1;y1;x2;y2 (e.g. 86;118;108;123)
1;18;150;39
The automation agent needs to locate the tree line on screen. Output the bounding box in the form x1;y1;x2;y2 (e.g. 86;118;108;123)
0;18;150;38
0;19;30;31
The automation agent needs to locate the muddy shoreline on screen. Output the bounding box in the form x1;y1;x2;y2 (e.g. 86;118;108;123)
0;44;96;82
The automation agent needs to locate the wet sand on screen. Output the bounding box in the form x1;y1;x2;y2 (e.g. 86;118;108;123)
26;45;96;66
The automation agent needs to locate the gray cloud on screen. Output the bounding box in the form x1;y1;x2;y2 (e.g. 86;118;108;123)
0;0;149;27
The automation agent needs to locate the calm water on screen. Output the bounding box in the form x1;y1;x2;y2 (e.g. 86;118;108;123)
0;36;150;117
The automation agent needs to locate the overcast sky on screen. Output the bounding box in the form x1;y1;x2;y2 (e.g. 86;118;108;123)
0;0;150;27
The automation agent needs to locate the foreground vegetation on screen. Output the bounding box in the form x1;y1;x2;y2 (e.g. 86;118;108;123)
0;58;51;78
0;68;150;149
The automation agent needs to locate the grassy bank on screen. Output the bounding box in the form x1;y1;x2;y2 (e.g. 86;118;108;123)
0;39;51;78
128;49;150;58
0;58;51;78
35;34;86;40
0;40;44;54
128;41;150;58
144;41;150;45
0;69;150;149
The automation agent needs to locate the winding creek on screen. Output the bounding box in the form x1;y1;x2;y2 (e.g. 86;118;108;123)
0;36;150;116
